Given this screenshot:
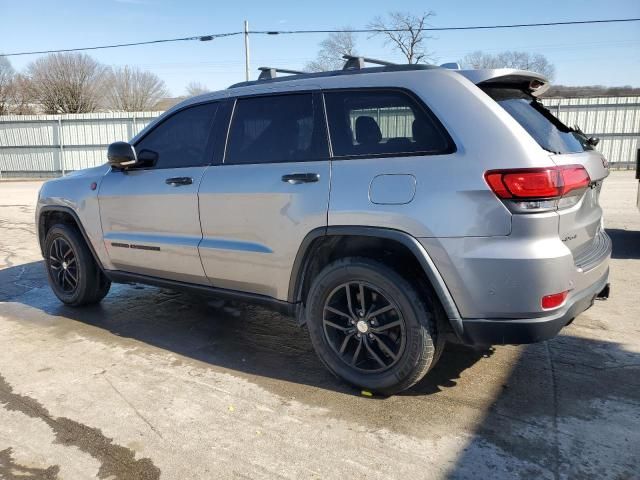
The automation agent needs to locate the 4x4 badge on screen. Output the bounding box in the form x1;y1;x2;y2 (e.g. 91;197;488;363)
601;157;609;169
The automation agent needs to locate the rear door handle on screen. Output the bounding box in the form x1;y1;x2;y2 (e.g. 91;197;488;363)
281;173;320;184
165;177;193;186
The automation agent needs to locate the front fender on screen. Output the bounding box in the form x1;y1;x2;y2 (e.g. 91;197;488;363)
37;165;113;270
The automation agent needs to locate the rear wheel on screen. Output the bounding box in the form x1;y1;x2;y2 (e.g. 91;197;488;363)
306;257;445;395
44;224;111;306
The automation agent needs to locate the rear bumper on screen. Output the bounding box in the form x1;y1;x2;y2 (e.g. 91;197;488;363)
459;269;610;345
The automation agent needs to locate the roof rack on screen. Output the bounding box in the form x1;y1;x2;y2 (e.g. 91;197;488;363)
342;55;397;70
228;63;437;89
257;67;306;81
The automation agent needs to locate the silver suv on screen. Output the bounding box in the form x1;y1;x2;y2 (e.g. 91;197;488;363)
36;59;611;394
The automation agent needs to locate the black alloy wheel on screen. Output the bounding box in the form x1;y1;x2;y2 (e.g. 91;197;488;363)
322;281;406;373
48;237;79;293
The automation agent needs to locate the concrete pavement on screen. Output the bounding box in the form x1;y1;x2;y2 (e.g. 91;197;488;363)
0;172;638;479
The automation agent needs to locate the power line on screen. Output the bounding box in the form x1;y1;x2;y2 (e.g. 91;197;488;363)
0;32;242;57
253;18;640;35
1;18;638;57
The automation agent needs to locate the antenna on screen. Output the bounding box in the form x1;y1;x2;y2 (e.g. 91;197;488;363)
342;55;397;70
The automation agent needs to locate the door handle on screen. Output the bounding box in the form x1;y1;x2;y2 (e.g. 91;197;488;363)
281;173;320;185
165;177;193;186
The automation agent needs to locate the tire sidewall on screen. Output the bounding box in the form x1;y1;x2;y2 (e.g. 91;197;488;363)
44;225;93;305
306;259;435;393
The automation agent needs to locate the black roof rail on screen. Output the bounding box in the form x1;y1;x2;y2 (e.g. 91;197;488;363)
228;63;438;89
258;67;306;81
342;55;397;70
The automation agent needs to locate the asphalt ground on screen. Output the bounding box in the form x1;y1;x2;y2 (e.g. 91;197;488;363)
0;171;638;479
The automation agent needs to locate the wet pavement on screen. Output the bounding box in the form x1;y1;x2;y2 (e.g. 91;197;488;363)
0;173;639;479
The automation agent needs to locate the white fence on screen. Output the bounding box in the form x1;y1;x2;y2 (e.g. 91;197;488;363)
0;112;160;177
1;96;639;177
542;96;640;169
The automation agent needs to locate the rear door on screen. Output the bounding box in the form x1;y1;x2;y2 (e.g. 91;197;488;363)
197;92;330;299
98;102;218;284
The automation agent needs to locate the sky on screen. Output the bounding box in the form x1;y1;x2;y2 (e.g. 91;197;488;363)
1;0;639;96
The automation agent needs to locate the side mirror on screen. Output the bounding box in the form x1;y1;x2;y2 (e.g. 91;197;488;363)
587;136;600;147
107;141;137;169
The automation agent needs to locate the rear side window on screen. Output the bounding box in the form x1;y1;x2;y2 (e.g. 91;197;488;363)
323;89;452;158
225;93;327;164
135;103;218;168
484;88;592;154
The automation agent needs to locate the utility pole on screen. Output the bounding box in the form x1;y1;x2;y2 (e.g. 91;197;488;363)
244;20;250;81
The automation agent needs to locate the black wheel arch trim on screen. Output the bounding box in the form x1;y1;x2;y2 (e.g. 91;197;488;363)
38;205;106;273
288;226;464;338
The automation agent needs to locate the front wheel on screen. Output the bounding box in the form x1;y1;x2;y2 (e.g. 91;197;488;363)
305;257;445;395
44;224;111;306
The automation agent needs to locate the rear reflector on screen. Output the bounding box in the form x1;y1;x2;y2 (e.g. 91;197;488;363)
541;291;569;310
485;165;590;200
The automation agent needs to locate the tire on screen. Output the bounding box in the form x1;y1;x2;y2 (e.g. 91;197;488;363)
305;257;445;395
44;224;111;306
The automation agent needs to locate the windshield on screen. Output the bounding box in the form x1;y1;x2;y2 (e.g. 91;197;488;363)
483;87;592;154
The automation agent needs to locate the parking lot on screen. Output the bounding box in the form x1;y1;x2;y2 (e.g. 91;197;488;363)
0;171;638;479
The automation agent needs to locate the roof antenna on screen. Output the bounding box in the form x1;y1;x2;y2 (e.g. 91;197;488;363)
440;62;461;70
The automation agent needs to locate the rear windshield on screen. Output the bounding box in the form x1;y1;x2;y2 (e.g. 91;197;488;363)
484;88;592;154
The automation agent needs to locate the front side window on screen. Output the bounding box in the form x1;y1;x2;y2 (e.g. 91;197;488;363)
134;103;218;168
225;93;327;164
484;88;592;154
324;89;452;158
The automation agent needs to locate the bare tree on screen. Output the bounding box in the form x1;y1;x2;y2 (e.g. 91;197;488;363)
0;56;15;115
461;50;556;80
185;81;210;97
27;53;108;113
106;66;168;111
8;74;36;115
368;11;435;64
306;29;358;72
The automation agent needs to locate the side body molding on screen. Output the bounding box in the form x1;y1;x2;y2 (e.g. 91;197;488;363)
288;226;464;337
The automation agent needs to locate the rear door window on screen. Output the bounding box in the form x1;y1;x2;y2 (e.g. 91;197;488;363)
323;89;453;158
483;88;592;154
225;93;328;164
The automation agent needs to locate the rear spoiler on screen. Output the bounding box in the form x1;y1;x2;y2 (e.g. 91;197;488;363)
455;68;550;97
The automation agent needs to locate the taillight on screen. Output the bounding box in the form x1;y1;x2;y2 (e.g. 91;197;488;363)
485;165;590;212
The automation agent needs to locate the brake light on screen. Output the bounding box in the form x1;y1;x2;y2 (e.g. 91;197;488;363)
485;165;590;212
541;291;569;310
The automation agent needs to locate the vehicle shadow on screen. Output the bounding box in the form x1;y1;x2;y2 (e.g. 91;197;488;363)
0;260;487;399
606;228;640;259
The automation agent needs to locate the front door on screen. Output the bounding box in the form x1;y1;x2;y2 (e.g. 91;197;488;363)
198;92;330;299
99;102;218;284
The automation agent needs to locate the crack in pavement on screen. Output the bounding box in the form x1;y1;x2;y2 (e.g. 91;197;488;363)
0;373;160;480
102;375;164;440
